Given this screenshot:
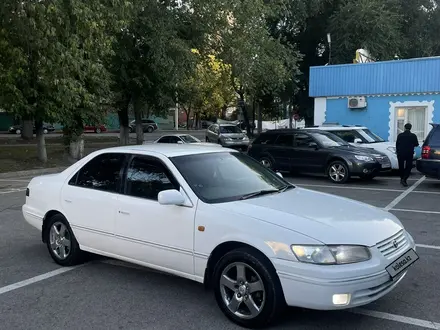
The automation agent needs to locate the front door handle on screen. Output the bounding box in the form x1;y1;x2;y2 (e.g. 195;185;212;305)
64;199;72;204
119;210;130;215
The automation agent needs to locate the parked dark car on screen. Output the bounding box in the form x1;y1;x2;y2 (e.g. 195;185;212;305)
129;119;158;133
8;124;55;135
417;123;440;179
247;129;392;183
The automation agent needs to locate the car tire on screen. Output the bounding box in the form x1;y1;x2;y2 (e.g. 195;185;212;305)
44;214;85;267
327;160;349;184
218;139;223;147
206;137;209;142
147;126;154;133
260;157;273;169
16;129;21;135
43;129;48;134
213;248;285;328
95;128;102;134
129;127;134;133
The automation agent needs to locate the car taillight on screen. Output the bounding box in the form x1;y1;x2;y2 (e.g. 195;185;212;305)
422;146;431;159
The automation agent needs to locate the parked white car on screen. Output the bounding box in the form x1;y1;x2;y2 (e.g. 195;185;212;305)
306;126;415;170
22;144;418;328
151;133;221;147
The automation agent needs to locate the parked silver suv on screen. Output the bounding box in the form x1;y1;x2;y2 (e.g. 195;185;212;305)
205;123;249;150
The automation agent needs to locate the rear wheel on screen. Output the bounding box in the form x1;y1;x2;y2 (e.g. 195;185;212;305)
213;248;285;328
44;214;85;266
16;129;21;135
147;126;154;133
327;160;349;184
95;128;102;134
206;137;209;142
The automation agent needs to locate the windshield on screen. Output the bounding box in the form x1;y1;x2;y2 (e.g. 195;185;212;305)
180;135;200;143
220;125;242;134
357;129;385;143
170;152;292;203
311;132;349;147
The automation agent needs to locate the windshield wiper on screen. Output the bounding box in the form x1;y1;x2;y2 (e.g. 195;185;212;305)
240;189;280;200
278;184;295;193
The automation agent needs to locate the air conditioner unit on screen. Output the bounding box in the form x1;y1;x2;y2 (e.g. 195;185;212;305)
348;97;367;109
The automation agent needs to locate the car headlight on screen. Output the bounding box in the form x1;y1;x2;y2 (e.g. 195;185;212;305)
291;245;371;265
387;146;397;154
354;155;373;162
243;136;249;140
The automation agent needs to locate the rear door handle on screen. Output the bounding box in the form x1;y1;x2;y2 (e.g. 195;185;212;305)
119;211;130;215
64;199;72;203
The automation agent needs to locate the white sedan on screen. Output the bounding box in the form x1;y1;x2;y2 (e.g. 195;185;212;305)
152;133;222;147
22;144;418;328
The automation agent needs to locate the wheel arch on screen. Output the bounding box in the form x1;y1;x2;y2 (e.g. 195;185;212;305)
325;156;349;173
41;210;66;243
203;241;279;290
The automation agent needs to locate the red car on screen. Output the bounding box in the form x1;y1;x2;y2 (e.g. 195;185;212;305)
84;124;107;134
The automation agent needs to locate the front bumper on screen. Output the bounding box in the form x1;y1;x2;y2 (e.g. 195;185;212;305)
349;161;384;176
222;140;250;149
274;232;416;310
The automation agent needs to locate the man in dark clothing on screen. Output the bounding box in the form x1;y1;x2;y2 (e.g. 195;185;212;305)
396;123;419;187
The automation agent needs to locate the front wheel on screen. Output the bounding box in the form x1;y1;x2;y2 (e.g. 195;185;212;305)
213;248;285;328
147;126;154;133
327;160;349;184
95;128;102;134
206;137;209;142
260;157;273;169
44;214;85;266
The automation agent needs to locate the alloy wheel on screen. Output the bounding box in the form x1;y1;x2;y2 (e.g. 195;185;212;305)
49;221;72;260
260;158;271;168
220;262;266;320
329;164;346;182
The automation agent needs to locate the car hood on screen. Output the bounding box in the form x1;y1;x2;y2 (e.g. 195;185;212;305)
329;145;386;157
191;142;223;147
221;133;246;139
214;188;403;246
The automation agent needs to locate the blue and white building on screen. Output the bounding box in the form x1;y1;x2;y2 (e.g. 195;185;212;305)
309;56;440;144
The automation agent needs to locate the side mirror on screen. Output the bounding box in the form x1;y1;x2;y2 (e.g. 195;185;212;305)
354;138;362;144
308;142;318;149
276;172;283;178
158;189;185;206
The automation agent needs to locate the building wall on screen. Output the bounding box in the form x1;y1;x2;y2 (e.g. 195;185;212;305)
322;94;440;141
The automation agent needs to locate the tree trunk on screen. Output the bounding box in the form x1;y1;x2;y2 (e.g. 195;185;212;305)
239;94;251;136
252;99;256;136
185;106;191;131
257;102;263;134
289;102;293;129
133;97;144;145
118;103;130;145
21;118;33;140
69;138;84;160
35;120;47;163
221;105;227;119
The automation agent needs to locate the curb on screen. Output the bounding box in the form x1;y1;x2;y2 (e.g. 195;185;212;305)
0;167;67;179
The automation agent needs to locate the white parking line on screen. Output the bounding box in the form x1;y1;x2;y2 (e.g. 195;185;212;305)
390;208;440;215
0;188;27;195
0;179;31;182
384;176;426;211
0;266;81;296
293;183;440;195
352;308;440;329
416;244;440;251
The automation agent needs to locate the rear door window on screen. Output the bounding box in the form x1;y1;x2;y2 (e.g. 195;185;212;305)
275;134;294;147
253;134;278;145
331;130;361;143
427;126;440;146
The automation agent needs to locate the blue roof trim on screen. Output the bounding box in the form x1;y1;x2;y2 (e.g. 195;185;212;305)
309;56;440;97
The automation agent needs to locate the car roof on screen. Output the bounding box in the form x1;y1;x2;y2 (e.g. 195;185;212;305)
305;126;368;131
261;128;334;135
158;134;193;137
100;144;232;158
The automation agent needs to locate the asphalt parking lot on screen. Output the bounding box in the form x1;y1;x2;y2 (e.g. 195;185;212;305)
1;172;440;330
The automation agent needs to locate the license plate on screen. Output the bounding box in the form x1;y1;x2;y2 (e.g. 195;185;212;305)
386;249;419;278
382;164;391;169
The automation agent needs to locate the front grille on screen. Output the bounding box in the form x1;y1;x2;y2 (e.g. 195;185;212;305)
375;156;391;165
376;230;409;258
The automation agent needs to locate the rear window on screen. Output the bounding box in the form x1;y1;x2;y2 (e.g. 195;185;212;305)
427;125;440;145
253;133;278;145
